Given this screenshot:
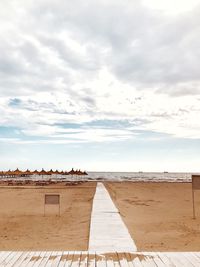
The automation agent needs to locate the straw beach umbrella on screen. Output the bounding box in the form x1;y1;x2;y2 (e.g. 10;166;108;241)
33;169;39;175
5;169;15;178
39;169;47;175
39;169;47;179
22;169;32;177
13;168;23;177
74;170;82;178
4;170;11;177
54;169;60;179
68;168;76;175
68;168;76;180
0;171;5;178
48;169;54;175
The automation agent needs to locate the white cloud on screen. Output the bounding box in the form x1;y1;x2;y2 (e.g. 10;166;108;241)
0;0;200;143
142;0;200;15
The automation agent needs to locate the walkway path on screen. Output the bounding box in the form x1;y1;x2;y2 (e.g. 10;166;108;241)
88;182;137;252
1;251;200;266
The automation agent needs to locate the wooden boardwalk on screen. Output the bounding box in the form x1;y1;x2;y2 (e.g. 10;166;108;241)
89;183;137;251
0;251;200;266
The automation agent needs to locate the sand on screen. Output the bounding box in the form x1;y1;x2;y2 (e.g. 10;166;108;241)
2;180;200;252
0;182;96;250
106;182;200;251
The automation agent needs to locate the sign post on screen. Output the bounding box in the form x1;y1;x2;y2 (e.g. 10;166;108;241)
192;175;200;219
44;194;60;216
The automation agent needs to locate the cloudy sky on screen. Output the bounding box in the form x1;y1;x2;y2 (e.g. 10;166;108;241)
0;0;200;172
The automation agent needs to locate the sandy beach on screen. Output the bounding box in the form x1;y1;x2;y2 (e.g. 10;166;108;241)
0;182;96;250
1;180;200;252
106;182;200;251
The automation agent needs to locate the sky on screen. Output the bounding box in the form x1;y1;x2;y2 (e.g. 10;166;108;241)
0;0;200;172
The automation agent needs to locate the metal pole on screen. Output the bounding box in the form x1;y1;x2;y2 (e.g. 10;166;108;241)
192;189;195;219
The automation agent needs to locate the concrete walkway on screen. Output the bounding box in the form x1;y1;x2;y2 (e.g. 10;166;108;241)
88;182;137;252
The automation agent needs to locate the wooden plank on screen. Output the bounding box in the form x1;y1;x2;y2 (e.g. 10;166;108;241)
181;253;197;267
64;251;74;267
178;253;195;267
32;251;47;267
117;252;130;267
26;251;42;267
137;253;156;267
0;252;4;258
123;252;135;267
95;252;107;267
79;252;88;267
71;251;81;267
44;251;57;267
105;252;120;267
16;251;36;266
122;253;133;267
45;251;61;267
128;253;143;267
164;253;189;267
192;252;200;262
4;252;24;267
26;251;42;266
157;252;176;267
147;252;166;267
9;252;30;267
173;252;196;267
57;251;69;267
1;251;19;266
104;253;115;267
0;252;12;265
0;251;21;266
34;251;52;267
87;252;96;267
51;251;63;267
0;252;8;264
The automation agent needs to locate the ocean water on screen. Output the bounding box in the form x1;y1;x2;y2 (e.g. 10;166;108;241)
86;172;193;182
1;172;197;182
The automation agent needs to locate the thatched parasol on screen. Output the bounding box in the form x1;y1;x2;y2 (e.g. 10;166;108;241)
38;169;47;176
54;170;60;175
5;169;14;177
13;168;23;177
76;169;83;175
23;169;32;176
47;169;54;175
32;169;39;175
68;168;76;175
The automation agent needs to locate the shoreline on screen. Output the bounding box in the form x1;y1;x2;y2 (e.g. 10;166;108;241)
0;178;193;183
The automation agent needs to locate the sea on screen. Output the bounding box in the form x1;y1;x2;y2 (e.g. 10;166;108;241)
1;172;198;182
86;172;194;182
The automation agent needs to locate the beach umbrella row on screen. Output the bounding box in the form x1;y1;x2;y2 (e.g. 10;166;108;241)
0;168;88;177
